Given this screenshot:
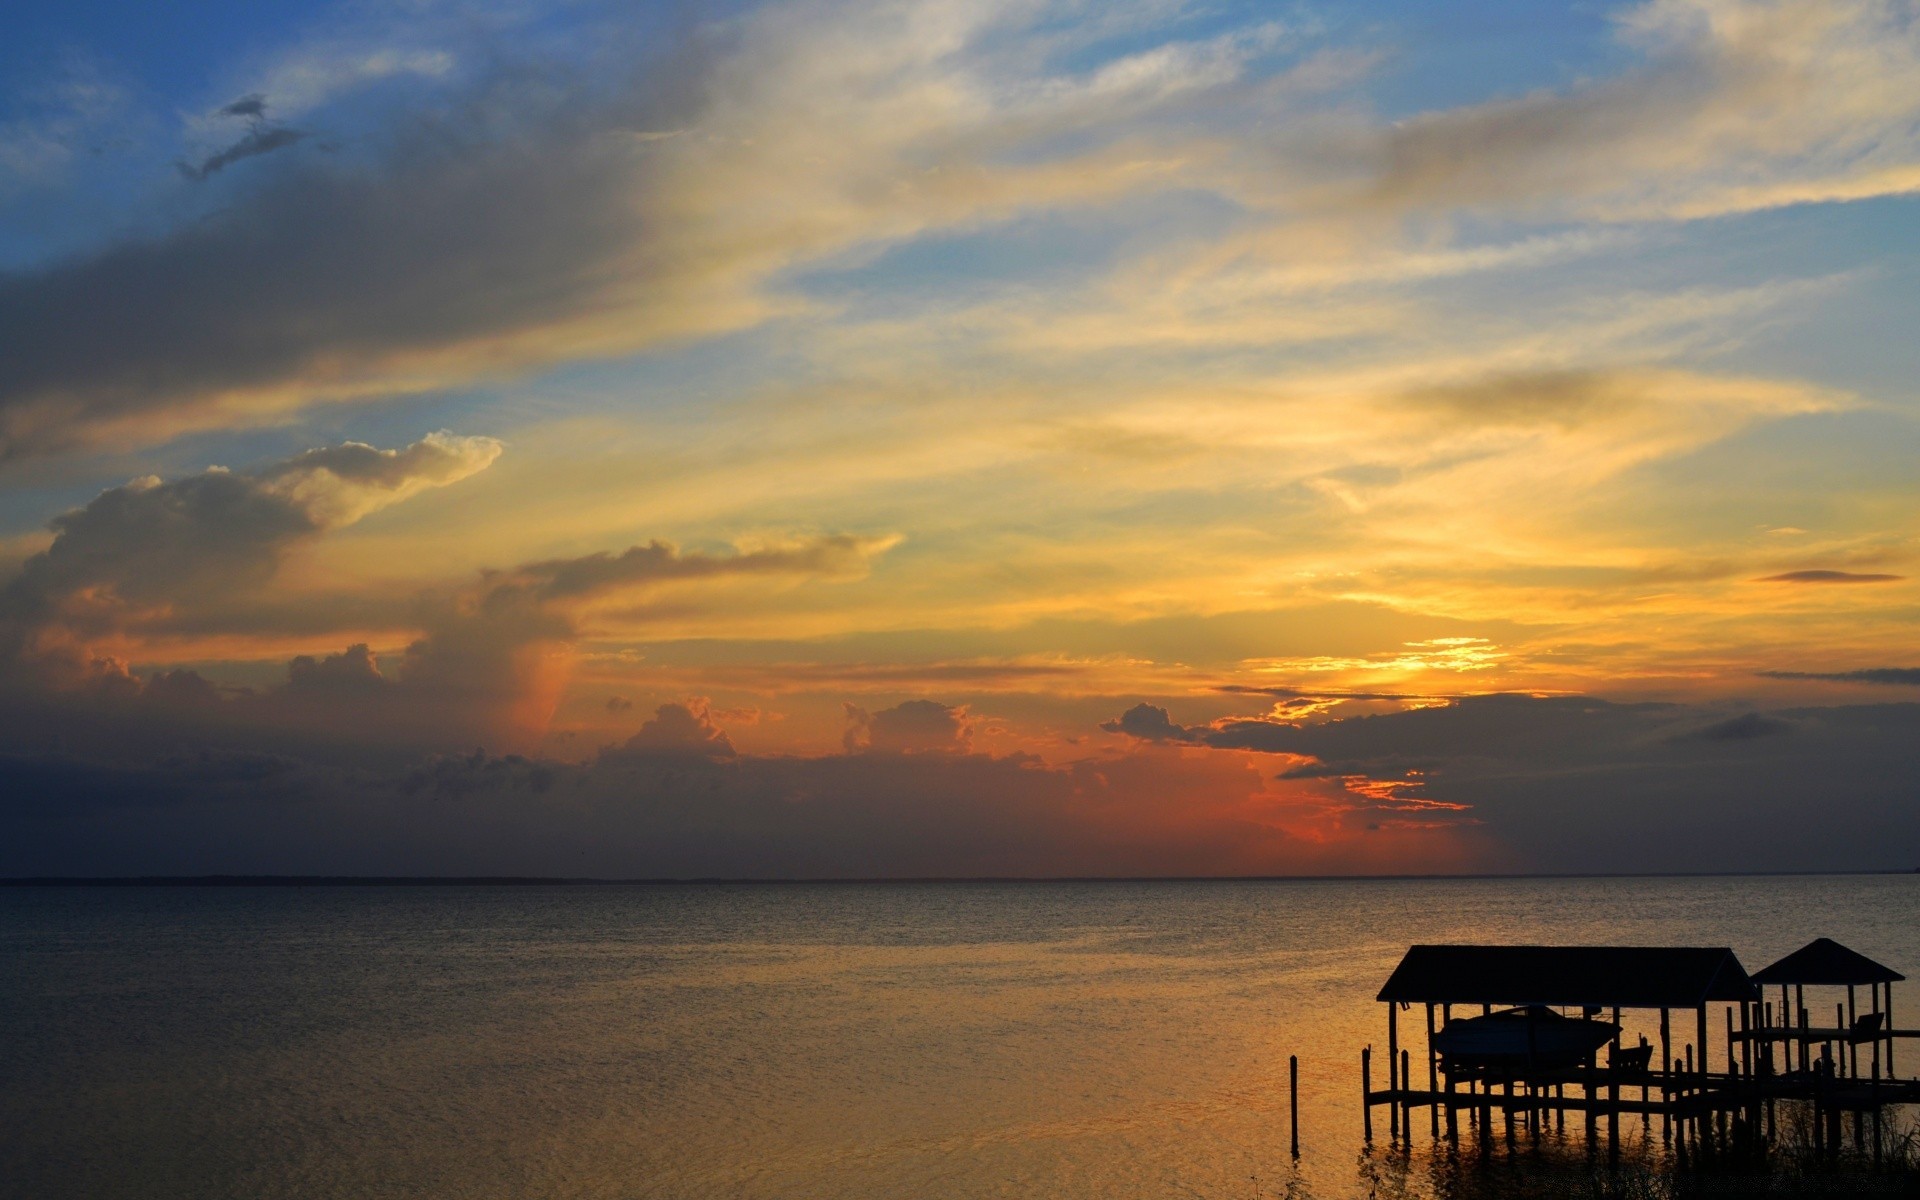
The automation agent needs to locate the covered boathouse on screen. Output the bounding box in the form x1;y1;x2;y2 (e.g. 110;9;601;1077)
1368;944;1760;1148
1365;940;1920;1159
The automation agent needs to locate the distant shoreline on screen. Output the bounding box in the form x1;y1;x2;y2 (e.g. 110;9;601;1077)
3;869;1917;887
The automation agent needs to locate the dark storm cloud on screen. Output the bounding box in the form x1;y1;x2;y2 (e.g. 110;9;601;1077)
1101;694;1920;872
1756;570;1904;584
1761;668;1920;686
0;726;1317;879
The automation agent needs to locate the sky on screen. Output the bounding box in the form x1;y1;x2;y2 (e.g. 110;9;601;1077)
3;0;1920;877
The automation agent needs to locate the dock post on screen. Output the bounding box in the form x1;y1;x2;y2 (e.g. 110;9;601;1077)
1837;1003;1846;1079
1684;1043;1695;1149
1289;1054;1299;1159
1401;1050;1412;1147
1872;981;1884;1082
1887;982;1896;1079
1871;1039;1882;1165
1362;1046;1373;1143
1388;1005;1400;1141
1796;987;1807;1072
1848;986;1858;1078
1696;1005;1709;1079
1584;1053;1597;1141
1608;1005;1621;1153
1425;1004;1439;1139
1696;1004;1710;1154
1659;1008;1671;1140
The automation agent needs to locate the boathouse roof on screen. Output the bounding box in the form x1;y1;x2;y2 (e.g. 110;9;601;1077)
1377;945;1758;1009
1751;938;1904;986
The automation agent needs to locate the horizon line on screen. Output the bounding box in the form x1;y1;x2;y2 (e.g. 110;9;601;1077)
4;868;1918;887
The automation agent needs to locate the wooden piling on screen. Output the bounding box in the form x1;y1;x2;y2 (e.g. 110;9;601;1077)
1387;1005;1400;1140
1871;1037;1882;1164
1887;981;1896;1078
1289;1054;1299;1158
1401;1050;1411;1145
1659;1007;1671;1139
1696;1005;1709;1077
1425;1004;1439;1138
1848;985;1858;1078
1796;986;1807;1072
1684;1043;1694;1145
1608;1005;1621;1150
1362;1046;1372;1143
1836;1003;1846;1079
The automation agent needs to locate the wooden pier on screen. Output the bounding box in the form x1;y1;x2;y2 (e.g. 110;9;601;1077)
1359;940;1918;1160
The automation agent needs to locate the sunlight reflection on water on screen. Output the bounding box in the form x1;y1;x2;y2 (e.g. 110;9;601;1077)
3;876;1918;1199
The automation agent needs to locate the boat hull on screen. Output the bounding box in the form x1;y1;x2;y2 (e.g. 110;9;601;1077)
1434;1007;1619;1078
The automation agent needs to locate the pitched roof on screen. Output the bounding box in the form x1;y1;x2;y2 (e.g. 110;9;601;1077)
1751;938;1904;986
1377;945;1757;1009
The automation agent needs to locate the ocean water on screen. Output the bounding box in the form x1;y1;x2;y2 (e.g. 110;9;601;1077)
4;875;1918;1200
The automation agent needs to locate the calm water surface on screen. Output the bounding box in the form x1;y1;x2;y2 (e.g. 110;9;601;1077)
4;876;1918;1199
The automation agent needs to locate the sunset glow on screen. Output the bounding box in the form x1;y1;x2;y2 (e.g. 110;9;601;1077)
5;0;1920;876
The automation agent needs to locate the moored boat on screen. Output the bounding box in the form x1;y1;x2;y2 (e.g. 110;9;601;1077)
1434;1005;1619;1078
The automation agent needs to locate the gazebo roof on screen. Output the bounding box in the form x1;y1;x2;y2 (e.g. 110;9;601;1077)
1377;945;1757;1009
1751;938;1904;986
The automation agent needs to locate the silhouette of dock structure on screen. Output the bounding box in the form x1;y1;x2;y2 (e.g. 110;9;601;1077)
1360;939;1919;1161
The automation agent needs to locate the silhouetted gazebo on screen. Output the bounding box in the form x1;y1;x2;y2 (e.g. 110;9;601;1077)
1752;938;1904;1078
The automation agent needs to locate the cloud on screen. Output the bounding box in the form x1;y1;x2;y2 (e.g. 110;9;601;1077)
0;432;498;684
1400;370;1647;430
177;125;310;181
0;425;895;755
385;533;895;743
0;0;1269;461
604;701;736;761
843;698;972;753
0;729;1479;879
284;643;390;698
1682;711;1793;741
1099;693;1920;871
1760;667;1920;686
220;95;269;120
1351;0;1920;223
1100;702;1203;744
1756;570;1904;583
497;536;895;605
